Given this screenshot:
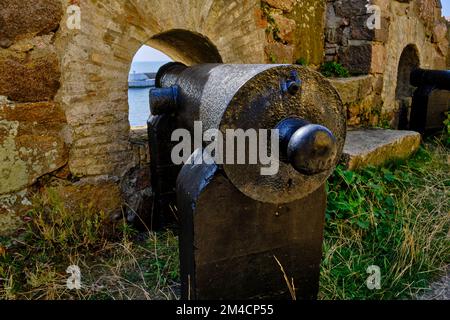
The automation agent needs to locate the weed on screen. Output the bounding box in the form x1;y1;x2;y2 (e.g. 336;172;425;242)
320;62;350;78
269;53;277;64
444;111;450;146
295;58;308;66
0;189;179;300
261;1;283;44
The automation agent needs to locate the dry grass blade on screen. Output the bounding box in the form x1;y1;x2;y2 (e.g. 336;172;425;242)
274;255;297;300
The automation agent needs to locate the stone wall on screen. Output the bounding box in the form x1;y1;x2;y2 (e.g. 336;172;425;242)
0;1;67;233
0;0;448;235
329;75;383;126
447;19;450;67
380;0;448;126
325;0;448;127
261;0;325;66
0;0;325;234
325;0;388;74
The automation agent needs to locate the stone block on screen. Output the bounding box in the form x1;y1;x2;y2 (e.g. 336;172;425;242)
0;0;62;48
334;0;368;17
263;0;296;12
329;75;374;104
0;46;61;102
370;43;386;74
339;44;372;74
271;13;296;44
351;16;389;42
265;42;294;63
342;129;421;170
0;101;68;195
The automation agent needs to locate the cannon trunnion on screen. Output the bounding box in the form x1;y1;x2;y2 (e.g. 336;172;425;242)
148;63;346;299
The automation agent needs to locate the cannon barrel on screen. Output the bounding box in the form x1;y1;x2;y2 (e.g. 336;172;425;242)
148;63;347;299
408;68;450;134
151;63;346;204
410;68;450;90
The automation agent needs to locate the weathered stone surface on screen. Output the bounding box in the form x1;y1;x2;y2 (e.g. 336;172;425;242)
0;0;62;48
0;100;68;195
263;0;296;12
329;75;374;104
342;129;421;170
334;0;368;17
0;45;61;102
271;13;296;44
370;43;386;74
0;189;32;236
264;42;294;63
432;21;448;44
351;16;389;43
130;126;150;165
339;44;372;74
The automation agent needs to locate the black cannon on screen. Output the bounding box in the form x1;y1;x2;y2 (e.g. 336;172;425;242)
408;68;450;134
148;63;346;299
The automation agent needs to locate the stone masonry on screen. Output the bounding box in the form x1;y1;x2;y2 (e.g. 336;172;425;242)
0;0;448;234
325;0;448;127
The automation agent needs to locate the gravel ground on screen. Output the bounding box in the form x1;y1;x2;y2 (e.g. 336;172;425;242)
417;267;450;300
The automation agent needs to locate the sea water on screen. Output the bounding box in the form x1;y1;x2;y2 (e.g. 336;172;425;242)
128;61;169;127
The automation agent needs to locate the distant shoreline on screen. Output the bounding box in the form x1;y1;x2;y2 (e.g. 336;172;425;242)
129;60;170;75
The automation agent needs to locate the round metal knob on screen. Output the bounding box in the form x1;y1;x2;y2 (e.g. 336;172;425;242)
288;124;337;175
276;118;338;176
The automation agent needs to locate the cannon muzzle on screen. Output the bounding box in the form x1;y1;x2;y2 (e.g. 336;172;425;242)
276;118;338;175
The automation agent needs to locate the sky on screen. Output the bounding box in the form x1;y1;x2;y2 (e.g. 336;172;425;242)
443;0;450;17
133;45;171;62
134;1;450;61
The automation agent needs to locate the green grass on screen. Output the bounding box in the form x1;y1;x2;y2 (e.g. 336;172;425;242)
0;140;448;300
0;189;179;300
320;62;350;78
320;140;449;299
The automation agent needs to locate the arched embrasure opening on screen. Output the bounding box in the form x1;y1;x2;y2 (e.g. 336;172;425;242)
395;44;420;129
148;29;223;65
127;30;223;128
124;30;222;227
128;46;172;127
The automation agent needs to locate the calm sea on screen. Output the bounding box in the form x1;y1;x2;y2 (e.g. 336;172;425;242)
128;61;169;127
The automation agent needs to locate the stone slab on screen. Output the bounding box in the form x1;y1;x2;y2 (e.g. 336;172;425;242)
342;129;421;170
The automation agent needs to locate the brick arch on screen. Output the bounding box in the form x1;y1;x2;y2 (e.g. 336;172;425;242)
148;29;223;65
56;0;266;180
395;44;421;129
379;0;447;120
395;44;421;100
